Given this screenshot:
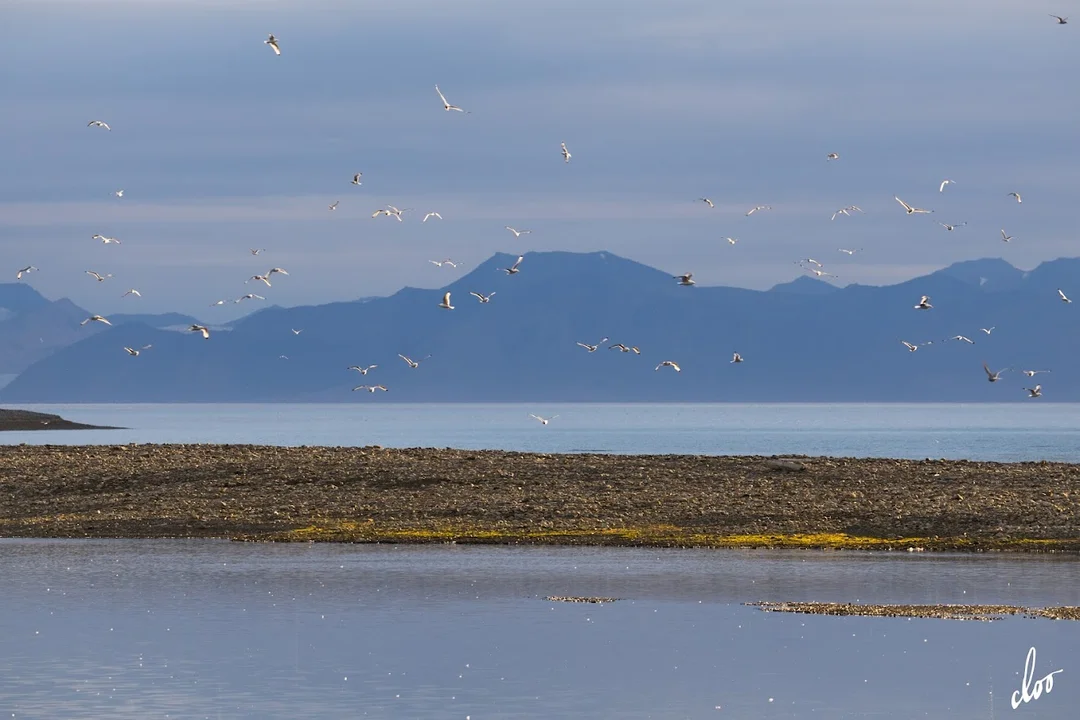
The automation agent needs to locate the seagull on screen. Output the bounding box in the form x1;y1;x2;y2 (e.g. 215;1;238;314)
655;360;681;372
831;206;864;220
435;84;468;112
372;205;407;221
983;363;1008;382
576;337;608;352
939;179;955;193
502;256;524;275
699;198;715;208
15;266;36;280
291;329;302;335
248;275;272;287
1058;289;1072;303
265;34;281;54
423;212;442;222
914;295;933;310
1001;229;1014;242
529;414;559;425
826;153;839;160
92;234;121;244
938;222;967;231
114;190;124;198
80;315;111;326
674;272;695;286
123;346;143;356
469;291;495;303
505;226;532;237
609;343;632;352
209;300;227;307
121;289;141;298
267;267;289;276
948;335;975;344
981;327;995;335
895;196;932;214
1050;14;1068;24
1025;385;1043;398
725;237;738;245
348;365;378;375
328;201;339;211
87;120;111;130
438;292;454;310
85;270;112;282
561;142;571;163
731;352;743;363
807;268;837;278
351;173;363;185
1022;370;1051;377
803;258;823;267
250;248;265;256
236;293;265;302
189;324;210;339
746;205;772;216
901;341;920;352
399;354;430;369
279;355;289;360
838;248;861;255
429;259;457;268
1008;192;1022;203
353;385;388;393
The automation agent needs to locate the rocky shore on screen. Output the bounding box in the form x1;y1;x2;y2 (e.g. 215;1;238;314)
0;445;1078;550
0;408;120;431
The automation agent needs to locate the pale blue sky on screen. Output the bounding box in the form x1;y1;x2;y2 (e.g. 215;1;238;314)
2;0;1078;318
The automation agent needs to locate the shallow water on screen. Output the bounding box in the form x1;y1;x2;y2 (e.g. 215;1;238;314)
5;402;1080;461
1;541;1077;718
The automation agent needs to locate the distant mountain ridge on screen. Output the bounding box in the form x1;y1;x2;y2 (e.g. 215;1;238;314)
3;251;1079;402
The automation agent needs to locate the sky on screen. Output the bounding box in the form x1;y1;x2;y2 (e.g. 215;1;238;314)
2;0;1079;320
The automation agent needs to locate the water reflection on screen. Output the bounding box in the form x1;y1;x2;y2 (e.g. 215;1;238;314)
1;541;1076;718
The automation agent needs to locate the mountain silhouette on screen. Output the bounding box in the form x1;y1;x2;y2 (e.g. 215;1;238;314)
3;251;1079;402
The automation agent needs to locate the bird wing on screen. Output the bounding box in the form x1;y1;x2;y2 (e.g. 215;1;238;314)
1059;289;1068;299
442;292;452;305
435;85;449;106
895;196;913;211
511;256;523;270
470;292;484;300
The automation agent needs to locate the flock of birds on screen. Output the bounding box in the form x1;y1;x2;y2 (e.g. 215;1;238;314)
15;19;1075;415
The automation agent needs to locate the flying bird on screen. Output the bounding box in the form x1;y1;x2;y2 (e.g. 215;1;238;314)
802;258;823;267
1058;289;1072;303
189;324;210;339
121;289;141;298
609;343;632;353
85;270;111;282
438;292;454;310
502;256;524;275
469;291;495;303
1000;229;1014;242
80;315;111;326
353;385;388;393
435;84;469;112
725;237;738;245
291;329;302;335
981;327;995;335
267;267;289;276
948;335;975;344
372;205;407;221
1022;370;1051;377
914;295;933;310
87;120;111;130
746;205;772;216
347;365;378;375
505;226;532;237
655;360;681;373
351;173;363;185
92;234;121;244
123;346;143;357
423;212;442;222
114;190;124;198
529;414;559;425
15;266;36;280
249;275;272;287
236;294;265;302
399;354;430;369
576;337;608;353
838;248;861;255
1008;192;1022;203
561;142;571;163
430;259;457;267
1025;385;1043;398
209;300;227;306
895;196;932;214
731;352;743;363
1050;14;1068;24
674;273;695;286
250;248;265;256
937;222;967;231
901;341;920;352
939;179;955;193
699;198;715;208
983;363;1008;382
265;34;281;54
826;153;839;160
328;201;339;211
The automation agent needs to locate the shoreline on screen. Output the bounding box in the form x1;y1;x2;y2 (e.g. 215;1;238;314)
1;445;1078;550
0;408;121;431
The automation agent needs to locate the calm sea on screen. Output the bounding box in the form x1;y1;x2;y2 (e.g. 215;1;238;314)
1;541;1077;719
3;402;1080;461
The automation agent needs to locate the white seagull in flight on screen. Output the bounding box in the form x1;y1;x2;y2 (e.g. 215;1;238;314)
937;222;967;231
265;34;281;55
655;361;681;373
80;315;111;326
1050;14;1068;24
85;270;112;282
122;289;141;298
423;212;442;222
981;327;995;335
348;364;377;375
895;196;932;214
429;259;457;268
505;226;531;237
236;293;265;302
914;295;933;310
353;385;388;393
731;352;743;363
699;198;715;208
250;248;265;256
438;292;455;310
249;275;272;287
502;256;524;275
189;324;211;339
435;84;469;112
1058;289;1071;303
87;120;111;130
983;363;1008;383
745;205;772;216
1022;369;1051;377
1025;385;1043;398
1008;192;1022;203
948;335;975;344
838;248;861;255
901;341;920;352
351;173;363;185
114;190;124;198
561;142;572;163
328;201;339;211
939;179;955;193
372;205;407;221
576;337;609;352
469;291;495;303
826;153;839;161
399;354;430;369
93;234;121;244
1001;229;1014;242
529;414;559;425
674;273;695;286
291;329;302;335
16;266;36;280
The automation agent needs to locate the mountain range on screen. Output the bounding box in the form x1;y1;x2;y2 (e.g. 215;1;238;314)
2;250;1078;402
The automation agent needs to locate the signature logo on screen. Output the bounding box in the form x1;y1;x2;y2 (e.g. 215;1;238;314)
1011;646;1063;709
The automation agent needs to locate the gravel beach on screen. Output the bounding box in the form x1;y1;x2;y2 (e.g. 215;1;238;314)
1;444;1078;549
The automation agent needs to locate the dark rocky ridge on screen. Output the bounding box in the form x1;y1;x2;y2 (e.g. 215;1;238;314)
0;408;120;431
0;445;1077;549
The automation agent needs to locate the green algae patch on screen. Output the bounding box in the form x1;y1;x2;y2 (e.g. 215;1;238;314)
257;522;1080;552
